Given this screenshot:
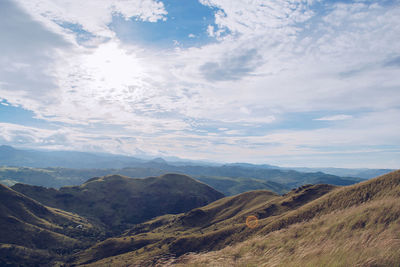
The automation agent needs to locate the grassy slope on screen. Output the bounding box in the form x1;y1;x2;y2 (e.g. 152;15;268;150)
12;174;224;233
0;184;99;266
74;184;335;265
168;170;400;267
77;170;400;267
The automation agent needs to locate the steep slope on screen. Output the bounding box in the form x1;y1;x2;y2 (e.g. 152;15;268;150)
12;173;224;232
73;184;335;265
171;170;400;266
0;184;98;266
76;170;400;266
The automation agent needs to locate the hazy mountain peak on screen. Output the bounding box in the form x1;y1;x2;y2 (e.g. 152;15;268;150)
149;157;168;164
0;145;15;150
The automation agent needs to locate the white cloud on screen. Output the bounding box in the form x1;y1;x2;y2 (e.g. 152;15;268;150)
200;0;313;37
314;115;353;121
13;0;167;38
1;0;400;167
207;25;215;37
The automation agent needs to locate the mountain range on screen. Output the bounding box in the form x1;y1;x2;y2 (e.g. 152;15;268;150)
0;145;394;179
0;145;372;197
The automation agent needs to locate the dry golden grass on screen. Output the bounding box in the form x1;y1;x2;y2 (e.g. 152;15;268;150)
170;197;400;267
76;170;400;267
167;170;400;267
74;185;336;266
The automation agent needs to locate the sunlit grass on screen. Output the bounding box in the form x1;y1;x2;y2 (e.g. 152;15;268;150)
76;170;400;266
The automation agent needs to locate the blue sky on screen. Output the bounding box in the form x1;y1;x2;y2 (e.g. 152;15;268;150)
110;0;217;48
0;0;400;168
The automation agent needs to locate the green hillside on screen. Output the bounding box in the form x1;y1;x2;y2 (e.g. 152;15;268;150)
12;173;224;233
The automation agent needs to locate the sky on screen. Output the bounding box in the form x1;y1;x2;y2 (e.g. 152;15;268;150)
0;0;400;168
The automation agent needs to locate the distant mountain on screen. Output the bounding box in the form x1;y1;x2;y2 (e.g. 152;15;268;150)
12;174;224;233
0;166;360;196
148;157;168;164
224;162;280;169
196;175;289;195
0;166;167;188
72;170;400;266
0;145;379;195
0;145;145;168
1;145;391;180
141;165;365;188
0;184;100;266
289;166;395;179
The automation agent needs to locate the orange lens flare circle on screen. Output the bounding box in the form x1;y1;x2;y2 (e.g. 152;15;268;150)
246;215;258;229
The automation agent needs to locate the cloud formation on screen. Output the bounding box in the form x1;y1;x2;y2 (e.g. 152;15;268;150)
314;115;353;121
1;0;399;167
200;48;261;81
13;0;167;37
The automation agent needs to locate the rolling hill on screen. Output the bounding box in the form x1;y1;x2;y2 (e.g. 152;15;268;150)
72;170;400;266
12;174;224;233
